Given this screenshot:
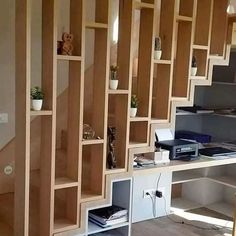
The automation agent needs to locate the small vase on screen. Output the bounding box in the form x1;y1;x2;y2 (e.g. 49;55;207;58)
32;99;43;111
109;80;119;90
130;108;137;117
191;67;197;76
154;50;162;60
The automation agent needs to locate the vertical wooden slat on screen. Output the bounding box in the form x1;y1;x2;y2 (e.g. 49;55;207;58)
15;0;31;235
40;0;57;235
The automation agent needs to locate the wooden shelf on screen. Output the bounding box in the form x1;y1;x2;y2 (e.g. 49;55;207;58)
81;191;102;203
129;116;149;122
192;44;209;50
206;202;234;218
82;139;104;145
191;76;207;80
134;1;154;10
108;89;129;95
53;219;77;234
54;177;78;190
57;55;82;61
172;172;204;184
30;110;53;116
88;221;129;235
153;59;172;65
176;15;193;22
128;142;148;148
150;118;169;124
208;175;236;188
85;22;108;29
105;168;126;175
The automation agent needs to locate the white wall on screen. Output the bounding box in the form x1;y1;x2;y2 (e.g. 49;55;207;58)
132;172;172;223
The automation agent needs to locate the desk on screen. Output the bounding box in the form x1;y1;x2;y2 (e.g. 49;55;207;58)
132;155;236;220
133;155;236;176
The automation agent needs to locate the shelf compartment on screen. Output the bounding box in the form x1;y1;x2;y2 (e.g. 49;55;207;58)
54;177;78;190
208;176;236;189
152;63;171;120
55;60;81;183
194;0;212;46
81;191;103;203
129;121;149;147
85;0;109;25
30;110;53;116
108;94;129;170
85;22;108;29
172;171;204;184
172;21;192;98
206;202;234;218
210;0;228;56
192;49;208;77
178;0;195;18
132;6;154;117
81;144;104;201
83;27;108;140
56;0;83;58
158;0;175;61
54;187;78;233
57;55;82;61
171;198;202;213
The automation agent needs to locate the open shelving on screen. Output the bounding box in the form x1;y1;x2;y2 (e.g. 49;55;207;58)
81;144;104;202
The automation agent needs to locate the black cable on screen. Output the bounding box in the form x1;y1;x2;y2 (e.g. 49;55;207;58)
146;192;156;218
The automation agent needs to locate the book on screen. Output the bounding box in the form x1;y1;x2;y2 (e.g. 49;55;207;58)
89;215;128;228
89;205;128;225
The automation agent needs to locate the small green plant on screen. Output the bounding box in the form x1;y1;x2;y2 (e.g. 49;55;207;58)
155;37;161;51
192;56;197;68
31;86;44;100
131;95;138;108
110;65;118;80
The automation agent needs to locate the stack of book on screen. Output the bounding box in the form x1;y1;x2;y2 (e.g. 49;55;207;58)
89;205;128;228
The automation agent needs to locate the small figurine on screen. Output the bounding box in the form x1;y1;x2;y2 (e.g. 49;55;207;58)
107;127;117;169
58;32;74;56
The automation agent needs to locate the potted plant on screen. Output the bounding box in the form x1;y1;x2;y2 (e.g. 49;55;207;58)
154;37;162;60
191;56;197;76
31;86;44;111
130;95;138;117
109;65;119;90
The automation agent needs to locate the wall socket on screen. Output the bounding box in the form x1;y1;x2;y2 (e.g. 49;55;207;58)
143;187;165;199
0;113;8;123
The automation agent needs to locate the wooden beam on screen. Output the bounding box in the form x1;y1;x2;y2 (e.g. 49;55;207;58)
15;0;31;235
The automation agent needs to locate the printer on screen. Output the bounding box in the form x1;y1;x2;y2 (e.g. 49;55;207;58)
156;139;199;160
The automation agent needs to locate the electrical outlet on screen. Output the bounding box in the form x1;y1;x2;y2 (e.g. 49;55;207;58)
0;113;8;123
143;189;156;198
157;187;165;197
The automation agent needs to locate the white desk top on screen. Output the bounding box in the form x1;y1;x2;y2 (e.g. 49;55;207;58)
133;155;236;176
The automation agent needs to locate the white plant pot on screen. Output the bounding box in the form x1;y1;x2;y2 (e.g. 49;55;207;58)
32;99;43;111
109;80;119;90
191;67;198;76
154;50;162;60
130;108;137;117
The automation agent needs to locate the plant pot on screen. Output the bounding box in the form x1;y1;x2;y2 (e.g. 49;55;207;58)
130;107;137;117
109;80;119;90
154;50;162;60
32;99;43;111
191;67;197;76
